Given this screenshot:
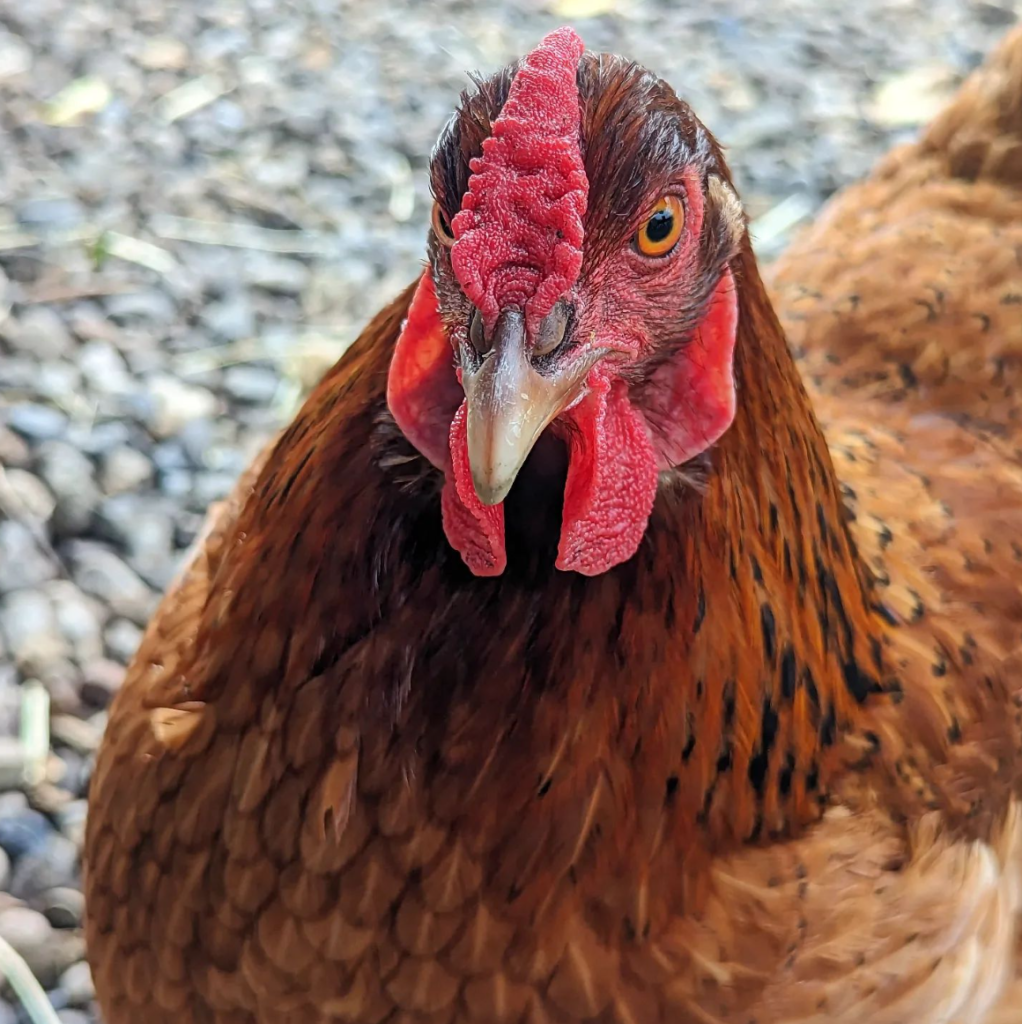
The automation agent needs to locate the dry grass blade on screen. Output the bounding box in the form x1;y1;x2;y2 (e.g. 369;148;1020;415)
0;934;62;1024
149;214;336;255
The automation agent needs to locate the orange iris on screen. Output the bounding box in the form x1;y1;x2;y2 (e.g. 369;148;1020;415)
636;195;685;257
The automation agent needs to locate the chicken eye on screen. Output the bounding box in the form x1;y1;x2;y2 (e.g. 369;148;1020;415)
635;195;685;257
431;202;455;246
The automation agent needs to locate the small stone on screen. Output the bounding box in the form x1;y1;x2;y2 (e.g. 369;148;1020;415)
105;288;178;326
79;658;124;708
57;1011;92;1024
36;666;84;716
0;791;29;824
2;306;74;360
99;444;153;494
249;147;309;191
77;340;134;396
0;521;57;593
16;196;85;232
0;589;68;670
104;617;143;664
36;360;83;403
96;494;175;587
243;253;310;295
35;441;101;536
67;541;156;624
47;582;105;664
0;906;53;980
145;375;219;438
58;961;95;1006
137;36;190;70
39;886;86;930
2;469;56;521
191;470;236;508
199;291;256;341
6;403;68;442
0;30;32;78
0;425;30;467
223;364;279;404
974;2;1017;26
159;468;193;499
9;832;79;900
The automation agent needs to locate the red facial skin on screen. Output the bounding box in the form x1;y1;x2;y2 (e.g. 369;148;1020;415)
387;31;739;578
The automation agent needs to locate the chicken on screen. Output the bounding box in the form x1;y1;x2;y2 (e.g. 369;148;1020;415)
84;24;1022;1024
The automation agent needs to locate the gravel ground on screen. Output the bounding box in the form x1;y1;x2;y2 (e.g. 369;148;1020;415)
0;0;1018;1020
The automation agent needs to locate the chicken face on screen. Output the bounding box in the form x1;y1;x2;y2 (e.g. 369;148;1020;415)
387;27;744;577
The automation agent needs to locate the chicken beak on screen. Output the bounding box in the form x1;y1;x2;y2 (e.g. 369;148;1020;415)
462;307;586;506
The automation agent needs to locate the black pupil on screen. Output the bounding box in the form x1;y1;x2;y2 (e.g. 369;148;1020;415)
646;209;674;243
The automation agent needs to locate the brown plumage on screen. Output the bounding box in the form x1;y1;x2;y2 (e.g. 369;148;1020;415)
85;25;1022;1024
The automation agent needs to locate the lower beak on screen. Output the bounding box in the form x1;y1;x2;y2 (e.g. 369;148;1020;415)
462;308;589;506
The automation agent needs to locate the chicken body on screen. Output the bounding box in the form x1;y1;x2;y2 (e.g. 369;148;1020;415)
86;27;1022;1024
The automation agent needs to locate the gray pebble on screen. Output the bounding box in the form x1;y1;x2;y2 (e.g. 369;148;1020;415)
47;582;106;664
0;905;54;980
59;961;96;1006
200;291;256;341
223;364;279;404
16;196;85;231
67;542;156;625
0;589;68;671
77;341;135;398
78;658;124;708
8;832;79;900
99;445;153;494
242;253;310;295
2;468;56;522
1;306;74;360
40;886;86;930
0;425;30;468
145;375;219;439
103;617;144;664
0;521;57;593
57;1011;93;1024
104;288;178;326
68;544;156;622
35;441;101;537
6;403;68;442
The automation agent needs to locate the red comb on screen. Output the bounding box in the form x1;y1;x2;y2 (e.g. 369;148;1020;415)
450;27;587;335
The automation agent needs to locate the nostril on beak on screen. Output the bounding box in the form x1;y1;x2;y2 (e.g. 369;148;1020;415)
467;302;572;361
469;308;491;356
532;300;572;358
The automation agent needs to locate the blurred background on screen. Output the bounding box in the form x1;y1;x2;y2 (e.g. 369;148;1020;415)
0;0;1018;1020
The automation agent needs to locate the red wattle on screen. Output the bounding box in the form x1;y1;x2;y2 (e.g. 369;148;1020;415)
441;402;506;576
557;374;659;576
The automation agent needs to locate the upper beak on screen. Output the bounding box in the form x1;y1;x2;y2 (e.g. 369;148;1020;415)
461;304;589;506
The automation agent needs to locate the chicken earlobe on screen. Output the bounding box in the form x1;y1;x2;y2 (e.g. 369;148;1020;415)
642;265;739;471
386;270;461;472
